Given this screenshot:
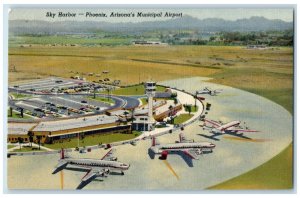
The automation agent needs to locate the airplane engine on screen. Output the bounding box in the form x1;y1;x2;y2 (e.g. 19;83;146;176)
159;151;168;160
104;168;110;175
195;149;202;155
108;157;117;161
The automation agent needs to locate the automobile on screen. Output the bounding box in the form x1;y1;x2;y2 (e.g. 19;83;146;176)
13;85;19;88
29;88;35;91
156;122;167;126
81;100;87;103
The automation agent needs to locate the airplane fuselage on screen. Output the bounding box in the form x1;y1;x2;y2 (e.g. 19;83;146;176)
151;142;215;154
61;158;130;171
213;120;241;133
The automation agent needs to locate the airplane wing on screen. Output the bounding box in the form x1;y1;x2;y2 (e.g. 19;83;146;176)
101;148;116;161
204;119;222;128
226;127;259;132
77;168;106;190
52;160;68;174
182;149;201;160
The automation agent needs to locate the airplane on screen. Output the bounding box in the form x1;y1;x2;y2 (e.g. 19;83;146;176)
52;148;130;190
148;133;215;167
196;87;222;96
200;119;259;139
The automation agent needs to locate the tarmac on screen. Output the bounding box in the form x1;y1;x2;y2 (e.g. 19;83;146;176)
7;77;293;191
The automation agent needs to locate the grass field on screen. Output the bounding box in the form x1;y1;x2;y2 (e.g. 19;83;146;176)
140;98;148;105
87;96;115;105
10;93;30;99
173;114;194;124
8;43;293;189
7;110;31;119
7;145;16;149
184;105;198;113
209;143;293;189
44;131;142;149
10;147;46;152
10;35;132;46
109;84;166;95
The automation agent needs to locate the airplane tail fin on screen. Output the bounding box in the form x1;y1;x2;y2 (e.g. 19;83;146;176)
152;136;160;146
60;148;65;159
179;133;186;142
60;148;70;159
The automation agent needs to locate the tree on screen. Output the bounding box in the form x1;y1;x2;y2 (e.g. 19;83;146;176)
194;95;197;108
168;105;174;124
130;108;135;132
174;98;178;105
93;86;96;99
17;137;24;150
9;107;12;117
36;135;42;150
27;131;34;147
186;105;192;115
123;110;129;125
20;108;24;118
80;133;85;143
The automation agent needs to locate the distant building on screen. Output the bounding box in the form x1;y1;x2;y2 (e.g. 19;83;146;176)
247;44;267;49
132;41;167;46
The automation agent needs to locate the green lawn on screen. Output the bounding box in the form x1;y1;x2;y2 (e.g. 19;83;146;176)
109;84;166;96
140;98;148;105
44;131;142;149
7;145;16;149
7;110;31;119
184;105;198;113
10;93;30;99
209;143;293;189
10;35;132;46
173;114;194;124
87;96;115;105
10;146;46;152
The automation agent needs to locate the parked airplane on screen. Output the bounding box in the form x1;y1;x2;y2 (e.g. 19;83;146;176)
149;133;215;167
52;148;130;189
196;87;222;96
199;119;259;140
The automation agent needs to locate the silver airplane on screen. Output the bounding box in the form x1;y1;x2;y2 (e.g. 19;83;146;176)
149;133;215;163
196;87;222;96
52;148;130;189
199;119;259;141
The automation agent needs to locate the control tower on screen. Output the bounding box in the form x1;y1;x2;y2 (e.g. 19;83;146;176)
145;82;156;130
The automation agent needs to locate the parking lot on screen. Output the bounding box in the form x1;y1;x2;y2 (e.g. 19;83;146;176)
10;95;119;119
8;77;142;120
9;77;111;94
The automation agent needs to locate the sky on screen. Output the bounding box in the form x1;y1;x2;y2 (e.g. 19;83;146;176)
8;7;294;23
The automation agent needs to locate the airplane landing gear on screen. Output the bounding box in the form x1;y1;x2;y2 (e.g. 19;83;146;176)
121;171;124;175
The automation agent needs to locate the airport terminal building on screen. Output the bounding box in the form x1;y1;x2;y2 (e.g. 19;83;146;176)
8;115;131;144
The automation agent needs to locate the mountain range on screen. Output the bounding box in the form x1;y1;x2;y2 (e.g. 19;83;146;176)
9;16;293;35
